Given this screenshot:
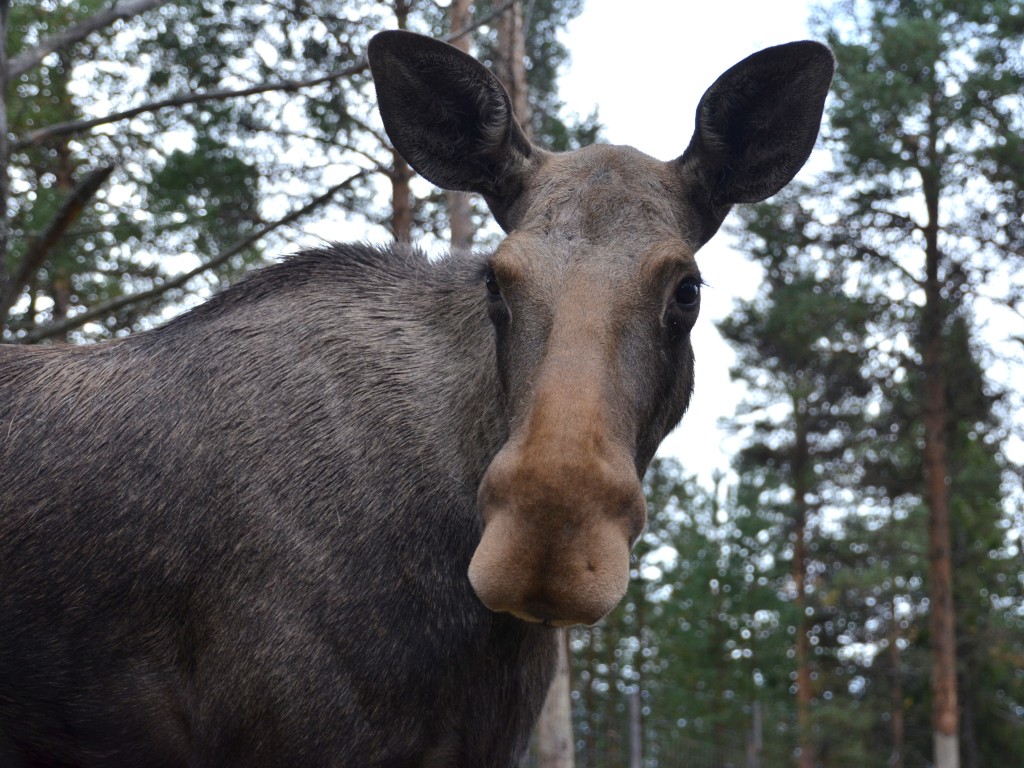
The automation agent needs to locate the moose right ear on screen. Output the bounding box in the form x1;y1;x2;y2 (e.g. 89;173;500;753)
368;30;537;231
675;40;835;245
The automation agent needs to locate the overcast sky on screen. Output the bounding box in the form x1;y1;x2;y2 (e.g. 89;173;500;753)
558;0;818;481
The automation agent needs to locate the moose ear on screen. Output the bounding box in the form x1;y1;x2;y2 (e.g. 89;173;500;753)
368;30;537;230
675;41;835;243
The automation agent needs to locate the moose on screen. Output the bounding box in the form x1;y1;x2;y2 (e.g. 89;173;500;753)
0;30;833;767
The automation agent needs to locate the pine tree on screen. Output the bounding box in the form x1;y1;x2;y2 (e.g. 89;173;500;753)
721;191;877;766
729;2;1024;764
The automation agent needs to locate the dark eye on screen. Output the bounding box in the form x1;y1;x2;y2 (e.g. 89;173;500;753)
675;277;701;309
485;269;502;299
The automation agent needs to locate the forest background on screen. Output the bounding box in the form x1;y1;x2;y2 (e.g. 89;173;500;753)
1;1;1021;767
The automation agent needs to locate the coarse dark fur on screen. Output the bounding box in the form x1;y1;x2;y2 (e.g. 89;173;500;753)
0;31;833;768
1;244;555;766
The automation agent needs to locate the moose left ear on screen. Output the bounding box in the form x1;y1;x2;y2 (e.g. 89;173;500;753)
368;30;538;230
675;41;835;243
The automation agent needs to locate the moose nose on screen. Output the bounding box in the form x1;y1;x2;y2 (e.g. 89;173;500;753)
469;442;646;626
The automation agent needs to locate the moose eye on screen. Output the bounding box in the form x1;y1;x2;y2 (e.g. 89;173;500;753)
485;269;502;299
674;277;701;309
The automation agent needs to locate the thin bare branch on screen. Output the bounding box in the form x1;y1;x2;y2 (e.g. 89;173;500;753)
8;0;170;81
19;169;369;344
16;1;515;149
16;68;361;148
868;204;922;234
839;240;926;289
340;111;390;153
1;165;115;322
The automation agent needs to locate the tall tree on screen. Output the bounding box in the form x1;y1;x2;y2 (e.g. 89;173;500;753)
445;0;474;251
858;307;1024;767
722;191;877;766
819;4;1024;764
732;2;1024;764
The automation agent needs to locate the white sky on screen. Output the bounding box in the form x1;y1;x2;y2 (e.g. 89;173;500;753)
558;0;818;481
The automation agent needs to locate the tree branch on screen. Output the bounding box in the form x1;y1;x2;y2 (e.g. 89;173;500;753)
837;240;926;289
18;169;369;343
16;67;362;148
16;1;516;149
8;0;171;81
0;165;115;323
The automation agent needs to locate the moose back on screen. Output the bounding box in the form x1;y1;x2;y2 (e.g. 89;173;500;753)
0;31;833;768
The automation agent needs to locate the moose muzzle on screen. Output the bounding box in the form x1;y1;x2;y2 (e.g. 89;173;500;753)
469;426;646;627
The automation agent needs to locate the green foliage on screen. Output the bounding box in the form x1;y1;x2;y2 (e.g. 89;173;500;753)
697;1;1024;764
2;0;594;341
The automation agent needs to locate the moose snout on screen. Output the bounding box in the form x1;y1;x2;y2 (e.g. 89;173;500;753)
469;441;646;627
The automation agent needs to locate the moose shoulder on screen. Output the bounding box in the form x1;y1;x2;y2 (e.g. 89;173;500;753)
0;31;833;768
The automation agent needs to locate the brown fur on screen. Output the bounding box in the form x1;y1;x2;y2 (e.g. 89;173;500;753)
0;31;833;767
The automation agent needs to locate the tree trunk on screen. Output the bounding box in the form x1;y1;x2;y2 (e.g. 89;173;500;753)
888;625;905;768
631;599;645;768
0;0;11;327
583;632;596;768
389;150;413;243
746;700;763;768
627;688;641;768
446;0;474;251
924;259;959;768
792;405;814;768
537;629;574;768
920;97;959;768
607;626;621;767
494;0;532;140
793;515;814;768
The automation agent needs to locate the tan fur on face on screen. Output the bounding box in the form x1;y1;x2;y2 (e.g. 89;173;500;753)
470;257;648;626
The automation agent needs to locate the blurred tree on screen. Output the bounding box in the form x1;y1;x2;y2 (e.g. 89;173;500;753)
2;0;387;341
570;460;803;767
722;191;877;767
859;309;1024;767
812;4;1024;763
1;0;596;344
722;1;1024;765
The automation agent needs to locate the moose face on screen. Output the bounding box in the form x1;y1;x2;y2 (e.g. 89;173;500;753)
468;146;702;626
368;31;834;625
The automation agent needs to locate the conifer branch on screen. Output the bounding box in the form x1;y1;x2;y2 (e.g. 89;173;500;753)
7;0;170;81
19;169;368;343
15;1;515;149
1;165;115;322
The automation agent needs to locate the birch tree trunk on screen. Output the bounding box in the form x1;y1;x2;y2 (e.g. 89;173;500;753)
537;630;574;768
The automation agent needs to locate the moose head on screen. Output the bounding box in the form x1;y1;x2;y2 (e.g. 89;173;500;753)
369;31;834;627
